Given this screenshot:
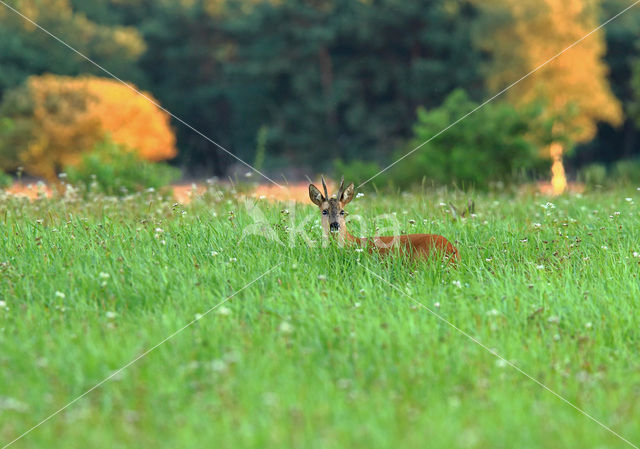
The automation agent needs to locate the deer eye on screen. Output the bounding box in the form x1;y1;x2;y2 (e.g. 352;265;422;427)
339;210;345;215
322;210;328;215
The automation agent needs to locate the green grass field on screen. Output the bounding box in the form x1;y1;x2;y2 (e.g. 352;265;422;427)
1;184;639;448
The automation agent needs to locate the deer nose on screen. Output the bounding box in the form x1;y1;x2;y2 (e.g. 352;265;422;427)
330;222;340;232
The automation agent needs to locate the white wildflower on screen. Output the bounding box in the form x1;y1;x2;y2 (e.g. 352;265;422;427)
210;359;227;373
217;306;231;316
279;321;294;334
55;291;65;299
356;192;364;198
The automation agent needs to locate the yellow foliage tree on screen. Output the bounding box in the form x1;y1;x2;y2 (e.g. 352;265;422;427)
475;0;623;193
0;75;177;179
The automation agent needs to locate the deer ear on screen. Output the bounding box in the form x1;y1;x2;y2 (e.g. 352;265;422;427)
340;183;355;205
309;184;324;207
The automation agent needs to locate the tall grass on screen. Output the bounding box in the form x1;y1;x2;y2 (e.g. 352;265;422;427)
0;183;638;448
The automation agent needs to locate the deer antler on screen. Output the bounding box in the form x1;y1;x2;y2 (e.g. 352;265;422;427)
337;176;345;199
321;175;329;200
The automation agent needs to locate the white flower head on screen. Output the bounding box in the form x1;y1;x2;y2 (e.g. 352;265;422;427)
217;306;231;316
279;321;294;334
210;359;227;373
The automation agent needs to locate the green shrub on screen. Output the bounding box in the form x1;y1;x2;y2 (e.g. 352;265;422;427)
613;158;640;185
0;171;12;189
388;89;547;189
65;139;181;195
578;163;607;187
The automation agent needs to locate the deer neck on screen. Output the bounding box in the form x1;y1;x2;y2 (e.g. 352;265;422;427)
344;227;364;245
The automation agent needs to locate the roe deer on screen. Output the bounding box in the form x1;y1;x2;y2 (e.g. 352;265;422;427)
309;177;459;262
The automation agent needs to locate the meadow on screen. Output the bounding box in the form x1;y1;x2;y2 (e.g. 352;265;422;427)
0;183;639;449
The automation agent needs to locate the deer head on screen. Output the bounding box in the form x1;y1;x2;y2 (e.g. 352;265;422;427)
309;176;355;242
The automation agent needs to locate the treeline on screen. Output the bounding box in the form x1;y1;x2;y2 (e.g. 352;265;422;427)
0;0;639;181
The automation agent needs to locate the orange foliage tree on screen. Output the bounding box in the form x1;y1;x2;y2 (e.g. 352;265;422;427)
475;0;622;193
0;75;177;179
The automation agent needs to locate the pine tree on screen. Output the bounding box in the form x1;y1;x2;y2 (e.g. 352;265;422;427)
0;0;145;98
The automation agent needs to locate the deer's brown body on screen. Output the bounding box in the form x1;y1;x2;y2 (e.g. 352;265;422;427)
309;177;459;263
348;232;459;262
